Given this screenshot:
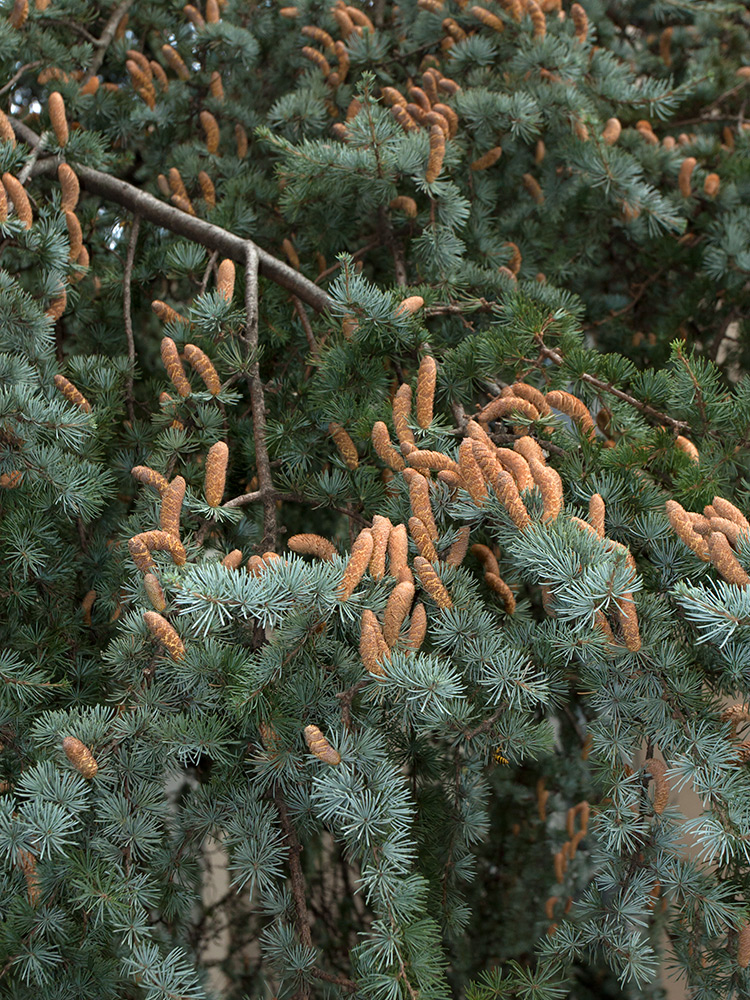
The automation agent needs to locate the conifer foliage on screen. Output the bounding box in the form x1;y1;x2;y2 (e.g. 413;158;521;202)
1;1;750;999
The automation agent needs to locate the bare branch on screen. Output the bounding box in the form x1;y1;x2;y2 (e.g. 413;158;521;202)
123;214;140;422
87;0;136;77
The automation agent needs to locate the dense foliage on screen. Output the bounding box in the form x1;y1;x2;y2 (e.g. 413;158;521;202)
2;1;750;998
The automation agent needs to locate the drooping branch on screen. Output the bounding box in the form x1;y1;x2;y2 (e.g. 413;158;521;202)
12;118;333;315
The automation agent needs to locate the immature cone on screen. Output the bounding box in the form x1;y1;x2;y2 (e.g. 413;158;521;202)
414;556;453;609
472;440;505;493
369;515;392;580
144;610;185;660
522;173;544;204
160;476;186;537
678;157;697;198
329;422;358;470
388;523;409;578
589;494;606;537
204;441;229;507
161;338;192;397
405;469;439;540
184;344;221;394
471;543;500;577
162;44;190;80
546;390;595;440
360;609;389;676
216;259;235;300
570;3;588;42
153;299;187;325
198;171;216;208
644;757;669;814
3;173;32;228
471;146;503;171
132;465;169;495
445;525;471;567
200;111;220;154
704;173;720;197
372;421;406;471
433;103;458;138
144;573;166;611
425;124;446;183
304;724;341;765
64;210;82;260
738;924;750;968
338;528;374;600
235;124;248;158
18;849;39;906
529;459;564;522
674;435;699;462
666;500;710;560
209;70;224;101
288;534;337;561
496;471;531;530
602;117;621;146
616;592;641;651
53;374;91;413
485;573;516;613
416;355;437;429
128;530;186;573
409;516;439;563
62;736;98;778
708;532;750;586
389;195;418;218
708;516;749;548
48;91;68;145
405;601;427;650
395;296;424;318
393;383;415;446
470;6;505;32
58;163;79;211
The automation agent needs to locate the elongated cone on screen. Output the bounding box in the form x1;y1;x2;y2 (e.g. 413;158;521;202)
383;580;416;647
369;515;392;579
144;573;166;611
496;470;531;530
329;422;358;469
161;338;191;397
337;528;374;599
515;436;546;465
62;736;98;778
485;572;515;613
360;609;389;675
666;500;710;561
459;439;488;505
738;924;750;968
3;173;32;228
184;344;221;394
406;601;427;649
545;390;595;440
471;543;500;576
393;383;415;446
416;356;437;428
128;530;186;573
48;91;68;145
409;516;439;563
708;532;750;586
217;259;235;300
589;494;605;537
160;476;186;537
58;163;79;211
510;382;550;415
53;374;91;413
529;459;564;522
143;610;185;659
674;435;699;462
712;497;750;533
496;448;533;492
413;556;453;608
445;525;470;567
204;441;229;506
372;421;406;471
388;523;409;577
616;591;641;651
404;469;439;540
288;534;337;560
304;724;341;764
132;465;169;495
425;124;445;182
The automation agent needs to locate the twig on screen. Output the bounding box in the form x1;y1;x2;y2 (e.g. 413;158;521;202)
336;677;370;730
292;295;319;358
244;245;277;550
310;968;358;993
123;214;140;423
87;0;136;77
199;249;219;295
275;791;312;1000
14;118;332;314
0;62;42;97
17;136;47;185
463;707;504;741
314;238;380;283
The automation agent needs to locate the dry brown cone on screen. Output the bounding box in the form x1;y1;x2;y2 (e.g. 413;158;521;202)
220;550;243;570
470;5;505;32
206;0;220;22
132;465;169;495
708;516;749;548
414;555;453;609
288;534;337;561
393;383;415;446
496;471;532;530
301;46;331;77
678;157;696;198
615;591;641;651
485;572;516;613
445;525;471;567
58;163;79;211
328;422;358;470
160;476;186;537
162;44;190;80
360;609;390;675
184;3;205;27
708;531;750;586
570;2;588;42
479;395;540;425
215;258;235;301
529;458;564;522
64;209;82;260
247;555;265;576
3;173;32;228
338;528;374;600
198;171;216;207
46;287;68;322
304;724;341;765
18;848;40;906
644;757;669;813
381;85;407;106
144;610;185;660
509;382;549;416
405;601;428;649
407;448;459;474
589;493;606;537
391;104;419;133
235;124;249;158
388;523;409;578
160;337;192;398
367;515;392;580
515;436;546;466
346;5;374;30
62;735;98;778
0;470;23;488
459;439;488;505
81;589;96;626
666;500;710;561
128;530;186;573
302;24;335;51
204;441;229;507
472;440;504;487
404;469;439;540
546;390;595;440
464;419;494;451
395;296;424;318
153;299;188;325
389;195;418;218
602;117;622;146
704;173;720;198
425;123;446;183
409;515;439;563
712;497;750;533
334;40;350;82
371;421;405;471
495;449;534;493
415;355;437;429
0;182;6;223
437;470;464;492
471;543;500;576
200;110;220;154
209;70;224;101
9;0;28;28
527;0;546;38
144;573;166;611
523;173;544;204
48;91;69;145
184;344;221;395
53;374;91;413
738;924;750;969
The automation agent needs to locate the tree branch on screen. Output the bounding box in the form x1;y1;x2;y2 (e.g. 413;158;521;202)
13;118;332;315
275;791;312;1000
87;0;136;77
123;214;140;423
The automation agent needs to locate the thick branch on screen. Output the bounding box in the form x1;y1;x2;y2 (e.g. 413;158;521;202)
12;118;332;315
